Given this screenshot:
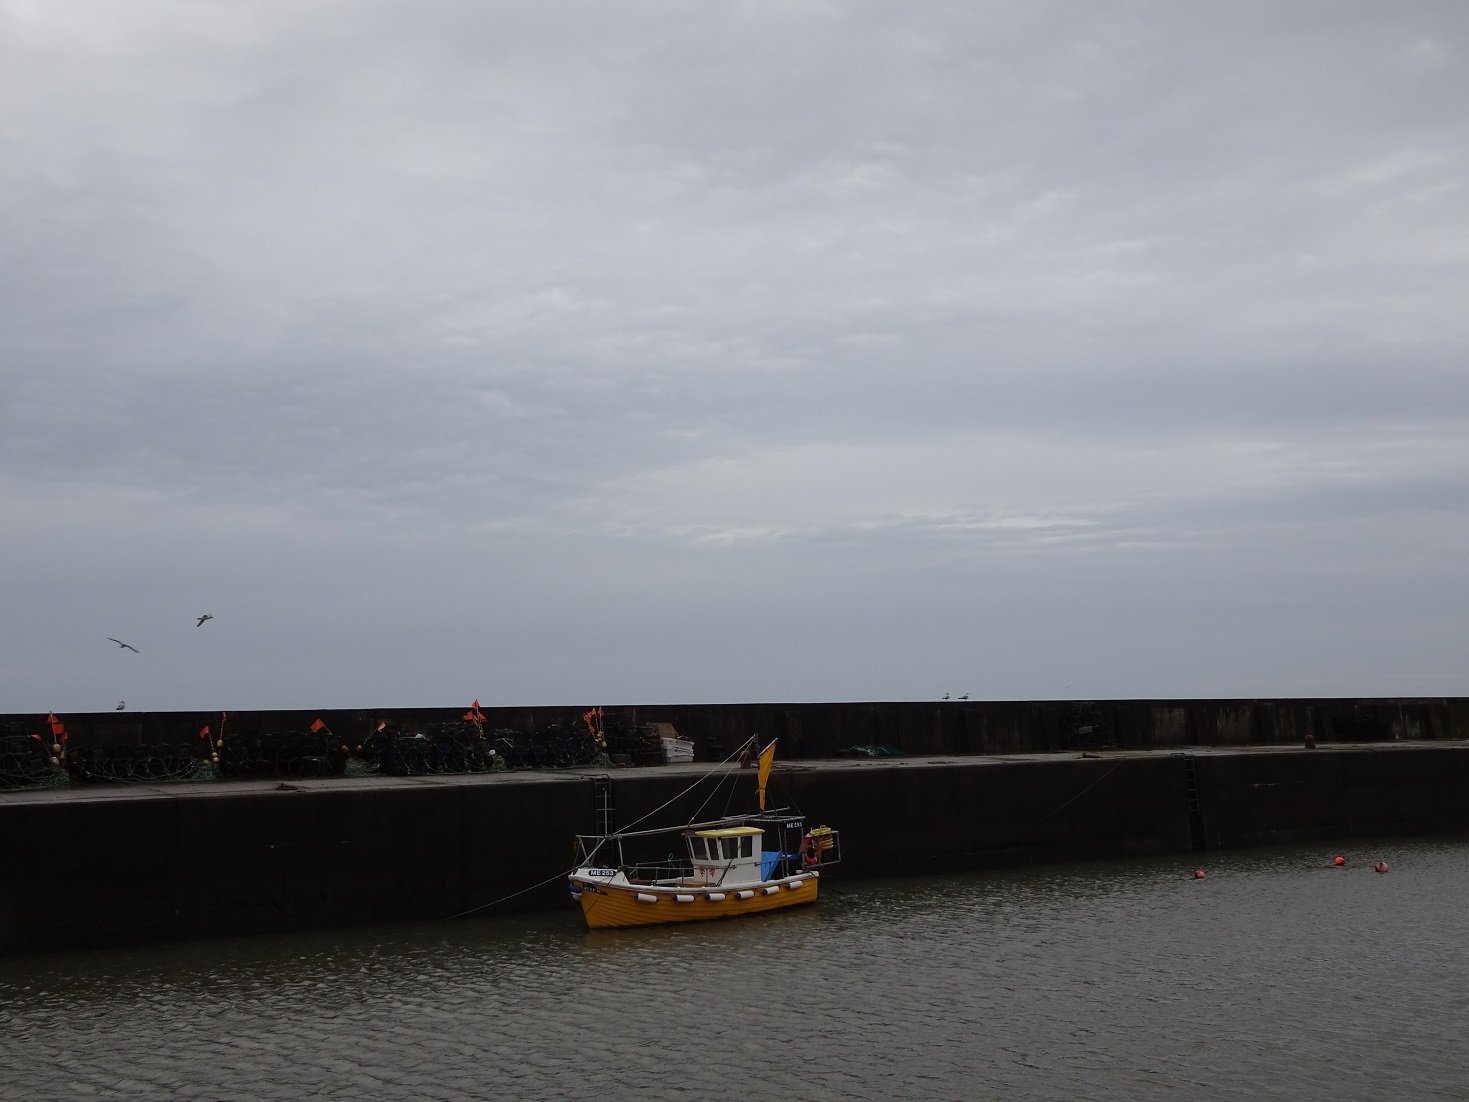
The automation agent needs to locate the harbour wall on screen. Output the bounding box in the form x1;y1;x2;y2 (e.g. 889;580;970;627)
9;696;1469;757
4;740;1469;954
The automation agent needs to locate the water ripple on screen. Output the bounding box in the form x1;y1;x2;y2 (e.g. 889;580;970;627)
4;836;1468;1100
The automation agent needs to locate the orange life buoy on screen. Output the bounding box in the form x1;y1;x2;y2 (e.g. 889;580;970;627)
802;834;820;866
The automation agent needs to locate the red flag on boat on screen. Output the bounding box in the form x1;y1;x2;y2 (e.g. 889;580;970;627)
199;725;210;739
310;718;326;733
377;720;386;732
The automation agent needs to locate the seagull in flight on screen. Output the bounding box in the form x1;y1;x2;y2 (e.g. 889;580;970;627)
196;614;214;627
107;638;139;652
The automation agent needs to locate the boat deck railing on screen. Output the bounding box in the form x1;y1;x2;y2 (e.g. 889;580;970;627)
623;863;693;884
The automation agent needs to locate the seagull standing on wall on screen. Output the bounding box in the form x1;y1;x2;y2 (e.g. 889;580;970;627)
196;614;214;627
116;701;126;711
107;638;139;652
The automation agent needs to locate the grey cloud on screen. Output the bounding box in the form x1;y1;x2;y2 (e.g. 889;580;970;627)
2;1;1467;708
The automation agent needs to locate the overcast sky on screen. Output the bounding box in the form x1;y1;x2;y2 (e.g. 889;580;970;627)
3;1;1467;713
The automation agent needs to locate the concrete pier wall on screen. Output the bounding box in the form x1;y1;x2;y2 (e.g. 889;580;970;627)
3;741;1468;955
7;696;1469;759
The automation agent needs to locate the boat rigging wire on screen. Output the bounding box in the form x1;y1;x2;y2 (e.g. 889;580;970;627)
613;743;748;835
445;743;755;921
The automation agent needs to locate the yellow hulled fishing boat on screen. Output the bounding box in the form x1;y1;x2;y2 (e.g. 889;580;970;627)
567;741;841;929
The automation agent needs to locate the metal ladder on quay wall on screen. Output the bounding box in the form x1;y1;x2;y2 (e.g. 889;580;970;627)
593;775;615;837
1183;753;1207;852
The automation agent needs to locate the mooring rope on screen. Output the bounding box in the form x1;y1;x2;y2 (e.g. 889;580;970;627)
443;866;580;921
1004;760;1124;844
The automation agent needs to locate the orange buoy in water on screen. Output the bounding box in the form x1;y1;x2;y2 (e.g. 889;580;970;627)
1374;861;1389;874
1193;869;1205;879
1333;856;1345;866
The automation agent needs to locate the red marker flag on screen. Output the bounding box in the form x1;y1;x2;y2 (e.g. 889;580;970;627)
377;720;387;732
310;718;326;733
199;725;210;739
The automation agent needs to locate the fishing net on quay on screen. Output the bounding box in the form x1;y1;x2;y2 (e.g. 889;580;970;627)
69;743;215;783
15;707;634;789
0;724;69;790
372;721;506;776
215;729;349;779
489;720;608;770
367;718;611;775
66;724;344;784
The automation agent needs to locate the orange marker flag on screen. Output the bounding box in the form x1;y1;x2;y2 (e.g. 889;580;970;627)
310;718;326;733
199;725;210;739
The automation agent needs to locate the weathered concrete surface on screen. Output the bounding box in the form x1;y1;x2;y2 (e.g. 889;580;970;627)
1193;743;1469;849
4;741;1469;954
0;771;596;952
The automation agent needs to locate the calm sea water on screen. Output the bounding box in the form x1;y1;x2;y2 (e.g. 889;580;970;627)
3;836;1467;1101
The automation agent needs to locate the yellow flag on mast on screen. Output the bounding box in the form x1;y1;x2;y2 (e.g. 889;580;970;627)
756;739;777;810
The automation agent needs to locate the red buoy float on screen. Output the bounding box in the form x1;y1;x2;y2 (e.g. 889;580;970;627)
1333;856;1345;866
1374;861;1389;874
1193;869;1205;879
